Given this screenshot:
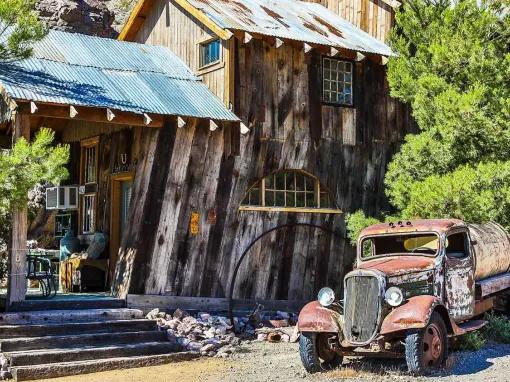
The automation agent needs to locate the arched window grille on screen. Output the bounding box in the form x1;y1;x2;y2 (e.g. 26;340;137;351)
240;170;341;213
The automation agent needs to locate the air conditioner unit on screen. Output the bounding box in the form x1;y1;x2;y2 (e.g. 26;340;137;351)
46;186;79;210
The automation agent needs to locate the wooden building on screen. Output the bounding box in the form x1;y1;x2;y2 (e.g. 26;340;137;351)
0;30;239;308
113;0;414;304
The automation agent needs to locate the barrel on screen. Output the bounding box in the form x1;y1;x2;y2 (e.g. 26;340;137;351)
468;222;510;281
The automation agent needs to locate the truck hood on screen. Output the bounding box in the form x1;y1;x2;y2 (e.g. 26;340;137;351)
358;256;436;276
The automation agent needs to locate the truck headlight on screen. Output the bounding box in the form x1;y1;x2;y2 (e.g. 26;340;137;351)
318;287;335;307
385;287;404;307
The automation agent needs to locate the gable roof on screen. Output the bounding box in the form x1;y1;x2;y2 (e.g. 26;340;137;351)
0;30;239;122
120;0;392;57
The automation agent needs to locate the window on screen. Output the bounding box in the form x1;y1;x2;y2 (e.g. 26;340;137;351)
200;39;221;68
80;137;99;234
82;194;96;234
445;232;469;259
240;170;340;213
80;137;99;184
360;234;440;259
323;57;353;106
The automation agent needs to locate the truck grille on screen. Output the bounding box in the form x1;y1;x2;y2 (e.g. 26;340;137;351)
344;274;381;344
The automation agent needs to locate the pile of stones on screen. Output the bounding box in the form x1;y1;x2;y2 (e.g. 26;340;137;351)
147;308;299;357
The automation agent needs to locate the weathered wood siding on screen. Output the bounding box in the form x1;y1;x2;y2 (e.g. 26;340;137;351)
113;37;413;301
304;0;395;42
134;0;227;101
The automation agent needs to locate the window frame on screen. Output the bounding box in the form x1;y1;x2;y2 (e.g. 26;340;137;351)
322;56;355;107
199;38;222;69
79;136;99;235
239;170;342;214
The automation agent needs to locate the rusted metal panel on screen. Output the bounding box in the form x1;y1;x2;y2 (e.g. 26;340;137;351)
473;297;495;316
359;256;435;276
380;295;442;334
476;273;510;298
468;222;510;280
297;301;342;333
360;219;466;237
187;0;392;56
445;255;475;320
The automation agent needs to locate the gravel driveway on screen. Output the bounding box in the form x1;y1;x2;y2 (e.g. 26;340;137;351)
35;341;510;382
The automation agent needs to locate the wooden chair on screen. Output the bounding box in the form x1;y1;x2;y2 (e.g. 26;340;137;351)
26;255;57;298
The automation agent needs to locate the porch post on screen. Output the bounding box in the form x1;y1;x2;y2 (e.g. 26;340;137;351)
6;111;30;309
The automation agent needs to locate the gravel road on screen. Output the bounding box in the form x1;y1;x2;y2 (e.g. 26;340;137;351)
36;341;510;382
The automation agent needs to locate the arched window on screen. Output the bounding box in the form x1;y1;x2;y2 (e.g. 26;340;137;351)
240;170;341;213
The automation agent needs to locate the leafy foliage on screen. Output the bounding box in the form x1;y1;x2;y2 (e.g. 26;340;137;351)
345;211;381;246
484;312;510;344
0;0;47;60
347;0;510;240
456;331;486;351
0;128;69;249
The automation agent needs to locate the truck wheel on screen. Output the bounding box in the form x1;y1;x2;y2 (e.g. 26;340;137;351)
405;312;448;375
299;332;343;373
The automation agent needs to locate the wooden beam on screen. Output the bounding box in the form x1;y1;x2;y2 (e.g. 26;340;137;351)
381;56;389;65
118;0;147;41
173;0;233;40
240;122;250;135
143;113;152;125
177;116;186;128
356;52;366;62
106;108;115;122
19;102;164;128
303;43;313;54
275;38;284;49
29;102;38;114
209;120;219;131
7;111;30;309
330;47;340;57
243;32;253;44
69;105;78;118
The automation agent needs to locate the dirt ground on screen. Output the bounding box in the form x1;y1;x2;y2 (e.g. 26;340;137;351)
33;341;510;382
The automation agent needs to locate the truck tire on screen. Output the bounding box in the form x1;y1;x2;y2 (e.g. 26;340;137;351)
405;312;448;375
299;332;343;373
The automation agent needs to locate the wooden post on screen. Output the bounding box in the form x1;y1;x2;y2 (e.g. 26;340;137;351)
6;112;30;310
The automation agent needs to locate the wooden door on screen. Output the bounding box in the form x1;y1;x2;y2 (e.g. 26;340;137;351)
109;173;133;286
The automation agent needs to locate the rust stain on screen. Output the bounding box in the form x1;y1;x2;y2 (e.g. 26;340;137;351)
260;5;290;27
190;211;200;235
313;15;344;38
380;295;441;334
359;256;435;276
300;18;328;37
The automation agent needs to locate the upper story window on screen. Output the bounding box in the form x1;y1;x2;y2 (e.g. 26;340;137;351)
240;170;341;213
323;57;353;106
199;39;221;68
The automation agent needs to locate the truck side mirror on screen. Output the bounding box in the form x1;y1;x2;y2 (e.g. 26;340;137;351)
471;239;478;246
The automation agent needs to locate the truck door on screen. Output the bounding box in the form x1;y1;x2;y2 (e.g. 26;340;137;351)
444;231;475;320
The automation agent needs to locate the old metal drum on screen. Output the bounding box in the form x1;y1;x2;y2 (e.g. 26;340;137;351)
468;222;510;281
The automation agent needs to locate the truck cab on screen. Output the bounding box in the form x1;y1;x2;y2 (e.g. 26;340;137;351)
298;219;510;374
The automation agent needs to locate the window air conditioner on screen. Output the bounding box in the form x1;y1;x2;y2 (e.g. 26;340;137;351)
46;186;79;210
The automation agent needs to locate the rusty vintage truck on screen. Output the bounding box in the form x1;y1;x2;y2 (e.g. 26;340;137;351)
298;219;510;374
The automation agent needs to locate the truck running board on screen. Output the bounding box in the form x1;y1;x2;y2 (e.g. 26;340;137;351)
453;320;487;335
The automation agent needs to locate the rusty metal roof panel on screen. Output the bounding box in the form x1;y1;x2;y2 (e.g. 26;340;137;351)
0;30;239;121
188;0;392;56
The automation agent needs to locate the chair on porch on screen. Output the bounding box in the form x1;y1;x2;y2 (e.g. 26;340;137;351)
26;254;57;298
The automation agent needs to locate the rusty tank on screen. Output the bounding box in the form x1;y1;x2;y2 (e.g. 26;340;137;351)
468;222;510;280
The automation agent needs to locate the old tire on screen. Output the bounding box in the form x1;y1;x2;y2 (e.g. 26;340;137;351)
405;312;448;375
299;332;343;373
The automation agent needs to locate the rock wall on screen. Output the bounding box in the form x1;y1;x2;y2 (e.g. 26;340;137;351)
36;0;117;37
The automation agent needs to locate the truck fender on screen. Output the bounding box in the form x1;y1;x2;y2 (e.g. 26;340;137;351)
380;295;456;335
297;301;342;333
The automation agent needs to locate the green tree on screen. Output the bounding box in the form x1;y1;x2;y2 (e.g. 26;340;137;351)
347;0;510;241
0;128;69;248
0;0;47;60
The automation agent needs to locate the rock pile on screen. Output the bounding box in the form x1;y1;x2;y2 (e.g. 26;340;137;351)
147;308;243;358
147;308;300;357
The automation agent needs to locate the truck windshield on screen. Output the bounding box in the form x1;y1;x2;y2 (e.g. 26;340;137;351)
360;233;439;259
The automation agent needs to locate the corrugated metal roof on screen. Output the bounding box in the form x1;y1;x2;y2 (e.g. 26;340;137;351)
187;0;392;56
0;30;239;121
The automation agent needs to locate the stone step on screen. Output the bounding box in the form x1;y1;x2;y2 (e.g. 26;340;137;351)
0;319;157;338
11;352;199;381
0;330;167;352
7;341;179;366
0;308;143;325
9;298;126;312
